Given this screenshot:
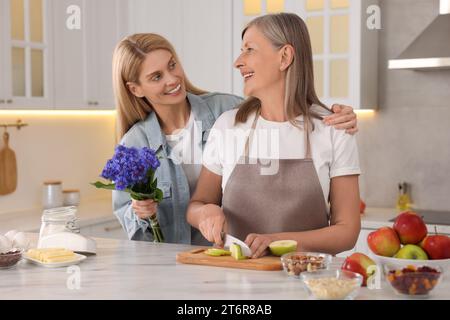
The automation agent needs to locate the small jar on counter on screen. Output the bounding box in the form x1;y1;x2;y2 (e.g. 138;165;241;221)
63;189;80;206
42;181;63;209
38;206;80;241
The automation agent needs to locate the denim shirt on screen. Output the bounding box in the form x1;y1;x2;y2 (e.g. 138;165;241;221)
112;92;243;244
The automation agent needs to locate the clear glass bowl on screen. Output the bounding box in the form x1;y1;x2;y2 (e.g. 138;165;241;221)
280;252;332;278
0;249;23;269
301;269;363;300
384;264;443;298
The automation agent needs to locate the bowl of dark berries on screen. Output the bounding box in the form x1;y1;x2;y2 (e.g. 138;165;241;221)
384;264;443;298
0;249;24;269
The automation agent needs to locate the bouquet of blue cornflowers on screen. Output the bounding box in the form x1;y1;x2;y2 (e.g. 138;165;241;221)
92;145;164;242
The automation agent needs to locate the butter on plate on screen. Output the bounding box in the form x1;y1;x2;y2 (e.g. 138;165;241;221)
27;248;76;263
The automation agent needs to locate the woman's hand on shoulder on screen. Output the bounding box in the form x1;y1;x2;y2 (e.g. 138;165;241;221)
323;104;358;135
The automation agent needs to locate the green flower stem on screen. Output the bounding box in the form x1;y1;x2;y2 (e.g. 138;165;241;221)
148;215;164;243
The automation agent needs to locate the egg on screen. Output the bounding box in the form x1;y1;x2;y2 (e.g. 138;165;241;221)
4;230;19;242
12;232;30;250
0;235;12;254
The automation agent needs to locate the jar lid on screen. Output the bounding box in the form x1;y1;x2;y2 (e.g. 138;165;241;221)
63;189;80;193
44;180;62;185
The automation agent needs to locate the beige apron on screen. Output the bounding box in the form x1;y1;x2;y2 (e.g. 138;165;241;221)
222;110;330;241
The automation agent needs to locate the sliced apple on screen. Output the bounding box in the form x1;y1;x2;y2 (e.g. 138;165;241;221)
230;243;247;260
204;248;231;257
269;240;298;256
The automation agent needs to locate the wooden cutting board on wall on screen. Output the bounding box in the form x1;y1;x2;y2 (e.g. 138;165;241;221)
176;248;283;271
0;132;18;195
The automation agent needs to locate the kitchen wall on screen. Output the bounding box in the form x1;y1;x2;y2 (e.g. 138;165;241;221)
2;0;449;214
0;113;116;214
358;0;450;211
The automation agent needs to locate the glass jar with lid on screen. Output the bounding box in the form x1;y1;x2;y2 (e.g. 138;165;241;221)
38;206;80;240
42;180;64;209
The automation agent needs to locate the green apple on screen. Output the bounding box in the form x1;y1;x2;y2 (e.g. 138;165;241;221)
230;244;247;260
204;248;231;257
394;244;428;260
269;240;298;256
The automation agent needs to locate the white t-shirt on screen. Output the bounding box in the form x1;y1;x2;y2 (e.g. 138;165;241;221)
165;111;203;195
202;106;361;204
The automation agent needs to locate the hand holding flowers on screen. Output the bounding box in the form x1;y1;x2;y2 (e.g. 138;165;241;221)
92;145;164;242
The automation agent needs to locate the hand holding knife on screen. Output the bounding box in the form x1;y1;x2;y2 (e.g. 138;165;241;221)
221;231;252;257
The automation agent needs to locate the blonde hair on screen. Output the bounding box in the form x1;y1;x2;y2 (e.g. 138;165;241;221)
235;13;330;133
112;33;207;138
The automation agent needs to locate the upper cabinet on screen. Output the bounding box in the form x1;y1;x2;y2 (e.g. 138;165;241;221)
128;0;233;94
304;0;379;109
1;0;377;110
232;0;379;109
0;0;51;109
52;0;128;109
0;0;127;110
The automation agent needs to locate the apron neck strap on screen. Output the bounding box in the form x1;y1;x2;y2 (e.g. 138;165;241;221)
244;109;260;158
304;120;312;159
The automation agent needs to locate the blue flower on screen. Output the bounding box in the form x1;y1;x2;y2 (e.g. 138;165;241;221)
100;145;160;191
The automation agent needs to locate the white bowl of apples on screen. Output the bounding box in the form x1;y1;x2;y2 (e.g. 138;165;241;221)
367;211;450;270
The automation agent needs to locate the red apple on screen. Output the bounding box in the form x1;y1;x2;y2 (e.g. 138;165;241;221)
367;227;401;257
420;235;450;260
341;252;376;286
360;200;366;214
393;211;427;245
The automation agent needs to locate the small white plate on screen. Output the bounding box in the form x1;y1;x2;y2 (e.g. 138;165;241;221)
23;253;87;268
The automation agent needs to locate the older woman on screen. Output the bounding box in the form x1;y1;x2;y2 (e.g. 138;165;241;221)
187;13;361;255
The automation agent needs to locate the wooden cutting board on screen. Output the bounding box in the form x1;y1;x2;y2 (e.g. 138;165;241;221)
176;248;283;271
0;132;18;195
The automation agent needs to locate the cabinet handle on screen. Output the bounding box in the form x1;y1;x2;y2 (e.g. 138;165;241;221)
93;101;99;106
104;224;122;232
0;99;5;104
6;99;13;104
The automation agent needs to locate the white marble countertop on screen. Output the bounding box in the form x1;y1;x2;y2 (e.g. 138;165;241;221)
1;234;448;300
0;197;115;234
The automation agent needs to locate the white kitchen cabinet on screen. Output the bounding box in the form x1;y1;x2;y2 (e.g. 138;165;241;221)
0;0;7;109
86;0;129;109
0;0;6;106
0;0;127;110
336;228;372;258
53;0;128;109
336;248;355;258
51;0;84;108
128;0;233;94
0;0;52;109
354;228;372;254
232;0;379;109
80;219;127;240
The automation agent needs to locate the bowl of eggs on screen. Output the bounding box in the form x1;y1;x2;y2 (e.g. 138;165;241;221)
0;230;30;269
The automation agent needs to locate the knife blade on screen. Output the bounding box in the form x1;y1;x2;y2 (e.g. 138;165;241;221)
222;233;252;257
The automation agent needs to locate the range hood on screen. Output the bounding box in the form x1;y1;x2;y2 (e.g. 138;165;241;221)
388;0;450;70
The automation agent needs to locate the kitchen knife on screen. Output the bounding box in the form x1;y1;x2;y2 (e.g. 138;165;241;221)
222;233;252;257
